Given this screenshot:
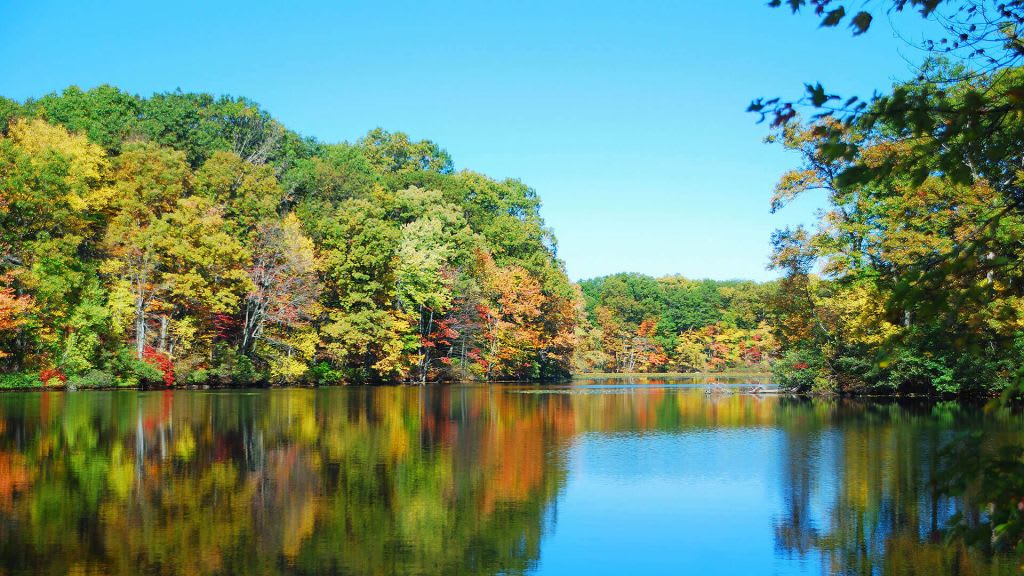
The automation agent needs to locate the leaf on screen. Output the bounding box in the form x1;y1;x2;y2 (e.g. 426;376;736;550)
850;11;872;34
821;7;845;27
805;83;835;107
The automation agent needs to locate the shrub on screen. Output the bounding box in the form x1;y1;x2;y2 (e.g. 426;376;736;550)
39;367;67;387
142;346;174;386
772;348;826;393
0;373;42;389
68;369;114;388
308;362;345;385
186;368;211;385
230;354;259;385
132;360;165;386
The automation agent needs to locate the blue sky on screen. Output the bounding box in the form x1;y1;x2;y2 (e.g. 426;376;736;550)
0;1;929;281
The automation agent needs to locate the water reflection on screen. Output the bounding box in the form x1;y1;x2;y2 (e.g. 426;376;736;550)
0;382;1017;575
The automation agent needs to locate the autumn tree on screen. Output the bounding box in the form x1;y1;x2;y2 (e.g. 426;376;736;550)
154;196;252;358
0;88;579;385
101;142;189;360
313;196;411;381
0;276;32;363
242;214;320;381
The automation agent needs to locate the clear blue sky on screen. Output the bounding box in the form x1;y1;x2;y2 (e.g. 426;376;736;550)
0;1;929;281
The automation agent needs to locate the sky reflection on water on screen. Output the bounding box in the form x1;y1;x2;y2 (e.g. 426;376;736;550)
0;379;1017;575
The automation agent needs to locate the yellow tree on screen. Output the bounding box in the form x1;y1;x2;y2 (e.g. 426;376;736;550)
0;118;111;371
101;142;189;359
243;213;320;381
155;196;252;359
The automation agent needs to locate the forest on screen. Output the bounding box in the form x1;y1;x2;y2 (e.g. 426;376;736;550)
0;86;577;387
2;78;1024;398
573;274;777;374
6;0;1024;568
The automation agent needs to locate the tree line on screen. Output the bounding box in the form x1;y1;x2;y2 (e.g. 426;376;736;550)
1;79;1022;399
0;86;576;387
762;63;1024;398
573;274;778;374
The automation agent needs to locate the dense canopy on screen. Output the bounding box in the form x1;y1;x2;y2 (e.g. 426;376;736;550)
0;86;577;386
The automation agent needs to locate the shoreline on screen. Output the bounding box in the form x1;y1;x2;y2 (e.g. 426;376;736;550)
573;371;772;379
0;375;1005;402
0;371;772;393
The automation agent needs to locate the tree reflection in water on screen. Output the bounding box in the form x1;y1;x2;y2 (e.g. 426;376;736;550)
0;385;1017;575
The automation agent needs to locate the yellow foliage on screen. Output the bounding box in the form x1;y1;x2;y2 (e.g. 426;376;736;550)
266;331;319;382
8;118;111;211
816;282;901;347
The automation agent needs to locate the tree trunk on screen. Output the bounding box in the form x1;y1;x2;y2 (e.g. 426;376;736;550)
135;295;147;360
159;315;168;354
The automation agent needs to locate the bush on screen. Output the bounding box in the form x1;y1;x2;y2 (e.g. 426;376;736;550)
193;345;267;386
0;373;43;389
308;362;345;385
68;369;114;388
142;346;174;386
186;368;211;385
230;354;259;385
39;368;67;387
772;348;826;393
132;360;166;386
107;348;172;387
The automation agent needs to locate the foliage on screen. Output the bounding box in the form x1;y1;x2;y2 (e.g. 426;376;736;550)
0;86;577;384
67;369;114;389
761;2;1024;563
765;91;1024;397
142;346;174;386
575;273;777;373
0;372;41;389
771;347;827;393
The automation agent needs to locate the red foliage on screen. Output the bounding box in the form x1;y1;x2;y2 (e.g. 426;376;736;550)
743;345;763;363
0;284;32;334
39;368;67;385
142;346;175;386
426;318;458;348
211;313;237;340
794;362;809;370
475;303;495;323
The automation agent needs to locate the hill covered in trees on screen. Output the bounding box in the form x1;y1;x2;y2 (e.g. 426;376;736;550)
0;83;1021;397
0;86;576;386
573;274;777;374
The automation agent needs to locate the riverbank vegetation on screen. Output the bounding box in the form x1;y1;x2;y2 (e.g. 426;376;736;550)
756;0;1024;558
0;87;577;387
758;64;1024;399
3;83;1024;397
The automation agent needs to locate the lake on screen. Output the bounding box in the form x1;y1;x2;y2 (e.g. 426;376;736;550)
0;376;1019;575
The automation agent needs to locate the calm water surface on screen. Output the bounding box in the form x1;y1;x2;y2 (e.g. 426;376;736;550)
0;376;1019;575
